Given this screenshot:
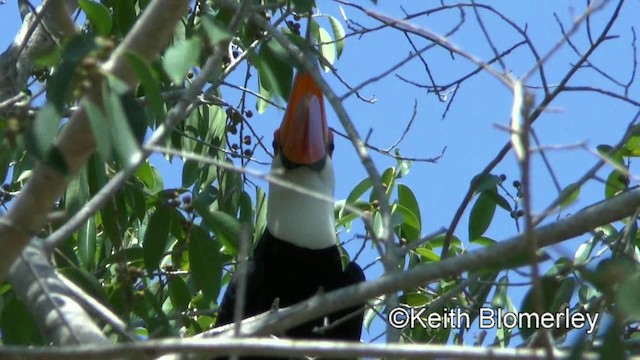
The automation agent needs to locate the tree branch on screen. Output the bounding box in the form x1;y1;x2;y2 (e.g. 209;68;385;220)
7;241;108;345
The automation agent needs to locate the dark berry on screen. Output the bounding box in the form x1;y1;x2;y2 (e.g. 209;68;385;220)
243;136;251;145
244;149;253;157
293;14;301;21
245;110;253;118
512;180;521;188
500;174;507;181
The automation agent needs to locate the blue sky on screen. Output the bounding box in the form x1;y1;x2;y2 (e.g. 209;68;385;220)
2;0;639;346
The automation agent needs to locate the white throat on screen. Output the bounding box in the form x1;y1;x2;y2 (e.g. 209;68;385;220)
267;157;337;249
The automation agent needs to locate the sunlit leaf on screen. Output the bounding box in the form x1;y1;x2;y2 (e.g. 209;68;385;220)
163;38;200;84
318;26;335;71
559;182;580;208
79;0;112;35
328;15;346;58
415;247;439;262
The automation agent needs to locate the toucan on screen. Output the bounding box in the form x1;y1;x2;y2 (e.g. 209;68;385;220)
215;70;366;355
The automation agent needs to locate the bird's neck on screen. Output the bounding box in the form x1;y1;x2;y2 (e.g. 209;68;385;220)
267;157;337;250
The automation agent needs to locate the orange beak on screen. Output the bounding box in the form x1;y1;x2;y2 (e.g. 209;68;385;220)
275;71;332;166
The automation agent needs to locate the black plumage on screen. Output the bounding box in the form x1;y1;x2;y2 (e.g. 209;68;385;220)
216;229;365;341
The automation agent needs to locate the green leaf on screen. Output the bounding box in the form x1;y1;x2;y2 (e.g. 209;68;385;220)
168;275;192;312
395;152;412;178
599;322;624;360
254;187;268;244
291;0;314;13
414;247;439;262
58;266;105;301
618;271;640;320
597;144;624;168
343;177;372;213
102;246;144;265
256;73;272;114
189;226;222;301
364;295;384;331
622;125;640;156
574;238;596;266
0;297;43;345
64;166;90;216
549;277;576;313
491;275;508;308
29;104;60;160
125;52;165;122
194;199;241;254
201;15;233;45
182;160;199;188
103;81;141;169
113;0;136;35
546;257;573;277
136;161;163;194
397;184;421;226
519;276;562;338
370;167;395;203
78;217;97;270
471;236;496;247
484;189;512;212
78;0;112;36
559;182;580;208
468;190;497;240
163;38;200;84
239;190;253;225
605;170;628;199
405;292;430;307
255;40;293;100
317;26;335;71
82;98;112;160
429;234;463;252
392;203;420;241
327;15;345;58
143;205;172;270
472;173;501;194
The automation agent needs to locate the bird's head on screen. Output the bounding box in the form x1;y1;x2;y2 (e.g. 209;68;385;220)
267;70;337;249
272;71;334;170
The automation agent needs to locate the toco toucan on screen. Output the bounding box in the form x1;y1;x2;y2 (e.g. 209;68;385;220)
215;69;366;357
